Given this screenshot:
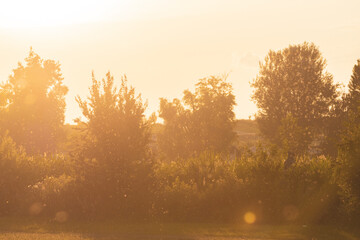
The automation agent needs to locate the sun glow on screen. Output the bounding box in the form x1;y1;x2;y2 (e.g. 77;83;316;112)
244;212;256;224
0;0;123;29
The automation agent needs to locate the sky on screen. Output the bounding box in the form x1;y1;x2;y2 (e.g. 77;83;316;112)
0;0;360;123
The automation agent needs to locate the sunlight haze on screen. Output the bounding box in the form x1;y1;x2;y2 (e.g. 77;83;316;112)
1;0;360;123
2;1;360;238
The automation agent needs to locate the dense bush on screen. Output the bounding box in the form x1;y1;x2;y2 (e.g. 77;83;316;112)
0;133;34;215
0;133;74;217
0;129;351;225
335;118;360;223
152;148;339;224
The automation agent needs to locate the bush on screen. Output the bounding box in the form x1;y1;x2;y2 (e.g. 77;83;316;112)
0;133;31;215
153;148;339;224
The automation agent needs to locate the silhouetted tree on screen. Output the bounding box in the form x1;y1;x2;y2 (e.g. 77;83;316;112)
76;72;154;162
75;72;154;217
346;59;360;114
336;59;360;221
0;48;68;153
159;75;236;159
158;98;190;159
321;59;360;157
337;112;360;222
251;42;338;155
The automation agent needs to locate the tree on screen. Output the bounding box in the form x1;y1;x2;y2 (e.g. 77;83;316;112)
0;133;29;215
0;48;68;153
346;59;360;114
336;59;360;221
76;72;153;162
337;113;360;222
158;98;190;159
0;89;7;133
75;72;154;217
251;42;338;155
159;75;236;159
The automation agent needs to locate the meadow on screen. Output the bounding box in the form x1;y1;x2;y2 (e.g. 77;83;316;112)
0;218;359;240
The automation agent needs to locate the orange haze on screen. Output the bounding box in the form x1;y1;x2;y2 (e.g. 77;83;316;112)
1;0;360;123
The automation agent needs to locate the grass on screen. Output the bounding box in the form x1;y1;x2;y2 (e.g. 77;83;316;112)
0;218;359;240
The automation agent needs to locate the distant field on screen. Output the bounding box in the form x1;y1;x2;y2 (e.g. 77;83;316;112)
0;219;358;240
149;119;261;148
150;119;260;136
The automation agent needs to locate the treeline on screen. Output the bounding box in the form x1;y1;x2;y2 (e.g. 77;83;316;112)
0;43;359;225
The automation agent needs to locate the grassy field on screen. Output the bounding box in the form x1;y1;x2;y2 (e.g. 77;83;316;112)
0;218;359;240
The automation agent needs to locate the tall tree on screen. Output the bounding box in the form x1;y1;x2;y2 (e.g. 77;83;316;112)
336;59;360;220
251;42;338;155
75;72;154;217
346;59;360;113
76;72;153;163
159;75;236;159
1;48;68;153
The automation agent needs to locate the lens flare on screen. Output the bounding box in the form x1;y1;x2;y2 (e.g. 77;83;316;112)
244;211;256;224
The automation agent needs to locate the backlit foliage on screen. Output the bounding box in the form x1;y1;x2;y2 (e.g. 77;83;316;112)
336;59;360;221
0;47;359;228
252;42;338;155
0;49;68;153
74;72;154;218
159;75;236;159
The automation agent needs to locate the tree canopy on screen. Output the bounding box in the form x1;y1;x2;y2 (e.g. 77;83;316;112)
346;59;360;114
336;59;360;218
75;72;154;217
251;42;338;154
159;75;236;159
76;72;153;162
0;49;68;153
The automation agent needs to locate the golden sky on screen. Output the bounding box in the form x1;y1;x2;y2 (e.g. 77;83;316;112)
1;0;360;123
